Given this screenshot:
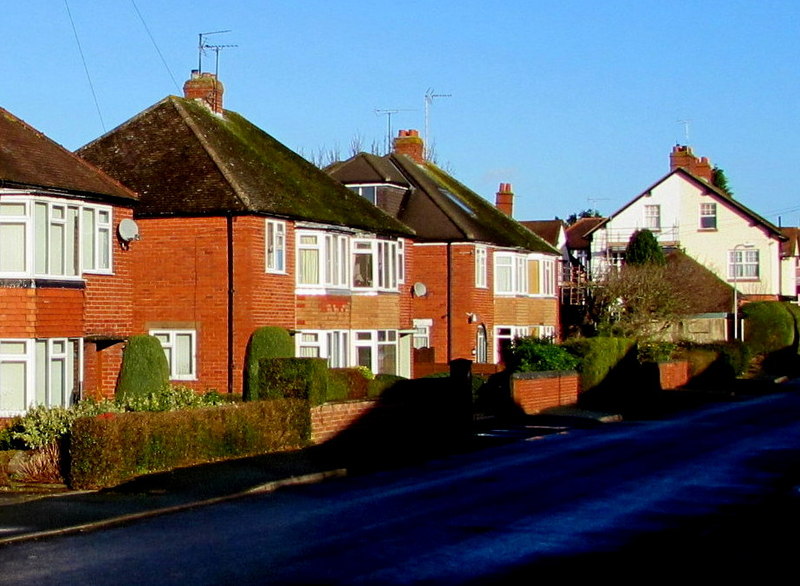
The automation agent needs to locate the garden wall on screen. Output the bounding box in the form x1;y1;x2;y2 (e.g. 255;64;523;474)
511;370;579;414
310;400;375;444
658;360;690;389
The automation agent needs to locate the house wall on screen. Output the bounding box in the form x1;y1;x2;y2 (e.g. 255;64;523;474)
592;173;781;297
410;242;559;366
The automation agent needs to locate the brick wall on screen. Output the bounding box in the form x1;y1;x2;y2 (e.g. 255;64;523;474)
511;371;579;414
310;400;376;443
658;360;690;390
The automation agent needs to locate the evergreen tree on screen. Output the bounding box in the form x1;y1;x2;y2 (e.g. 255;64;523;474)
625;229;665;266
712;167;733;196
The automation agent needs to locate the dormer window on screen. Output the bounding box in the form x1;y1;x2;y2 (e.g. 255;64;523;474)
348;185;377;204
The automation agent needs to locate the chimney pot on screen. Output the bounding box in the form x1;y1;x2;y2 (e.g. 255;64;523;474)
496;182;514;217
393;129;425;164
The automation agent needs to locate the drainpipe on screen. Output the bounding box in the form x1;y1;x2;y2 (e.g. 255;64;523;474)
447;242;452;362
227;214;235;394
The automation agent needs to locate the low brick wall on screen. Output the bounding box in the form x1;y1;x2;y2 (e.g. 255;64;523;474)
310;400;376;444
658;360;690;390
511;370;579;414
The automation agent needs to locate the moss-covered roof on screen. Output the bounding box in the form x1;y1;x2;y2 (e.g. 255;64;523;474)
77;97;412;236
0;106;136;202
329;152;559;254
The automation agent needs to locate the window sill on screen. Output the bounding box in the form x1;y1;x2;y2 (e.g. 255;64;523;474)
0;278;86;289
697;228;718;232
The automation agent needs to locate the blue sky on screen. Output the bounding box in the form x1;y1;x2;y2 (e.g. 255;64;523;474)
3;1;799;224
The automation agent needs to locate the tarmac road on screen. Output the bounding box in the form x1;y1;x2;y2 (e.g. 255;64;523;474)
1;390;799;584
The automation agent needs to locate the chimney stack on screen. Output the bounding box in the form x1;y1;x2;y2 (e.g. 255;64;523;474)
496;183;514;217
183;70;225;114
670;145;713;182
393;129;425;164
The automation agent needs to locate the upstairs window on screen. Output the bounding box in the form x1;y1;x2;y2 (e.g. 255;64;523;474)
728;249;760;280
700;203;717;230
644;205;661;231
475;246;487;288
266;220;286;273
0;197;112;278
352;238;398;291
494;252;528;295
349;185;377;204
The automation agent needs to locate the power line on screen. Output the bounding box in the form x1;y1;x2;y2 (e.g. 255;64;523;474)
63;0;105;132
130;0;180;92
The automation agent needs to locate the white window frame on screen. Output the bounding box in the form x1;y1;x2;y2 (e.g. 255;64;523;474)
494;252;528;295
700;203;717;230
352;238;399;292
295;330;350;368
354;329;398;375
296;229;351;291
412;319;432;349
150;330;197;381
494;326;530;363
397;238;405;284
0;337;82;417
475;245;487;288
348;185;378;204
644;204;661;231
728;249;760;280
265;219;287;273
541;258;556;297
0;196;112;279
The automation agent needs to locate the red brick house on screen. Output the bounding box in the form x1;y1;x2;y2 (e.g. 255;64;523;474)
0;106;138;416
78;72;415;394
327;130;561;369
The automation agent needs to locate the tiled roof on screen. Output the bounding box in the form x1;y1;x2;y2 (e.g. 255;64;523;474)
565;217;605;249
520;220;563;247
77;97;412;236
780;227;800;257
0;107;136;201
665;250;734;314
328;152;559;254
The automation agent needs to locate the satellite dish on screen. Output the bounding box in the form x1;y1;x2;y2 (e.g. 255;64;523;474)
118;219;140;242
412;282;427;297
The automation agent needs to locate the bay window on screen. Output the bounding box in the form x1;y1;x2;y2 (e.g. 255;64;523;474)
0;338;81;416
494;252;528;295
355;330;397;375
0;197;112;279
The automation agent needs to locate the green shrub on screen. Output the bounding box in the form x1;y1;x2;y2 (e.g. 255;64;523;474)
742;301;794;357
243;327;294;400
563;337;635;392
368;374;406;399
116;385;225;412
257;358;329;406
69;399;310;489
329;368;371;401
115;335;170;401
679;340;749;384
637;341;678;363
507;337;579;372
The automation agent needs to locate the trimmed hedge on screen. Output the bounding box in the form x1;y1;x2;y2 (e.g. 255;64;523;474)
243;327;295;401
742;301;794;357
679;341;749;386
258;358;329;406
69;400;310;489
115;335;170;400
563;337;635;392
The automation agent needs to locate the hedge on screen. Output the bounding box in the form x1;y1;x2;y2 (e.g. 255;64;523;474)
741;301;795;357
69;399;310;489
257;358;329;406
115;335;170;400
243;327;295;401
562;337;635;392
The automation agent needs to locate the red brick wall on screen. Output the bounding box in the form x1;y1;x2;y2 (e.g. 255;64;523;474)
310;400;376;444
84;206;135;339
658;360;690;390
511;371;579;414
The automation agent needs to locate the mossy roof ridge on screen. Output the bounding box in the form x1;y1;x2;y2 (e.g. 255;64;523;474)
416;160;559;253
0;106;136;202
79;97;413;236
